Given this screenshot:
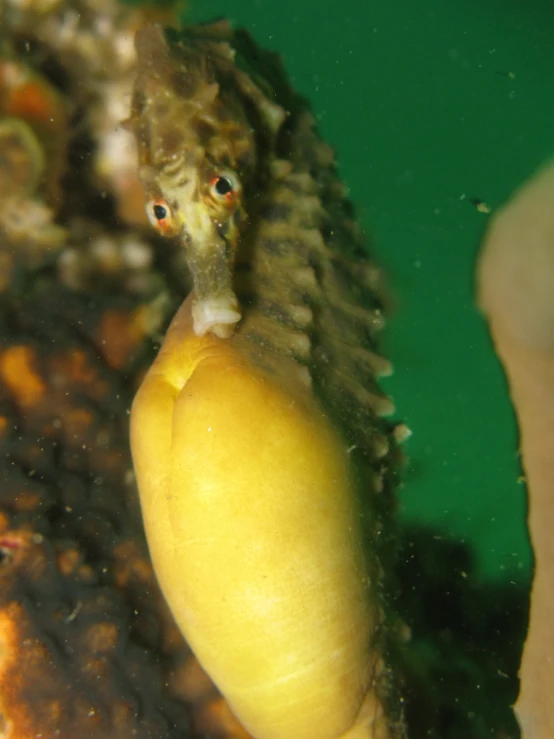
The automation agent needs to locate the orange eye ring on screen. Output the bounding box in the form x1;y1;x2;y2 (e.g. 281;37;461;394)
146;198;175;235
209;171;241;204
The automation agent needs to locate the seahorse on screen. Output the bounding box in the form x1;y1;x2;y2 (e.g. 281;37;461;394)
128;22;406;739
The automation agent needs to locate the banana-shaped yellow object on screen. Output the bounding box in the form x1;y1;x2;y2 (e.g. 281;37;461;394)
129;22;403;739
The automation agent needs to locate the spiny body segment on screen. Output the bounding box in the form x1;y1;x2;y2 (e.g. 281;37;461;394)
129;22;405;739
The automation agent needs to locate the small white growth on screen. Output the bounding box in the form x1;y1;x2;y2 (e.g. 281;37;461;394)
393;423;412;444
192;297;241;339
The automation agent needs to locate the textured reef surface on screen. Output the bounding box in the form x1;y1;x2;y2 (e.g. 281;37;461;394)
0;0;525;737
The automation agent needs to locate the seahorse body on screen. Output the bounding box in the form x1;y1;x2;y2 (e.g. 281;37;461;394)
129;23;404;739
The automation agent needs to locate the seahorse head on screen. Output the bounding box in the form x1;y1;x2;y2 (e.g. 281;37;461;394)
128;23;284;338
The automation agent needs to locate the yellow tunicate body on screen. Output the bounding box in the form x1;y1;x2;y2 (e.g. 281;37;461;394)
131;297;384;739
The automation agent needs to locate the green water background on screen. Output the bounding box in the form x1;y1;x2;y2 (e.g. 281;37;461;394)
186;0;554;584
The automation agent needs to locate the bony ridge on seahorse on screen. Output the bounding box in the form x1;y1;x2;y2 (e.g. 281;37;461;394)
129;22;405;739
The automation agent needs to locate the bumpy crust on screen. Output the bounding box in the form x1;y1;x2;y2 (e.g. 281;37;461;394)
0;292;181;738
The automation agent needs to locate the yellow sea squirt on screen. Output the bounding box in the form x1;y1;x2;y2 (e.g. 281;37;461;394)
132;296;389;739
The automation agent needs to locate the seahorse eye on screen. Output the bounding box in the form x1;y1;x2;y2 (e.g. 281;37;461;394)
146;199;176;235
209;170;241;204
214;177;233;197
153;203;168;220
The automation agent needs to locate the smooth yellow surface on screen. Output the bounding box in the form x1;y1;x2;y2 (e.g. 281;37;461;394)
131;297;382;739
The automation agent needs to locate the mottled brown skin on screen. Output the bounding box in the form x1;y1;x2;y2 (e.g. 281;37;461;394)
128;24;274;337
